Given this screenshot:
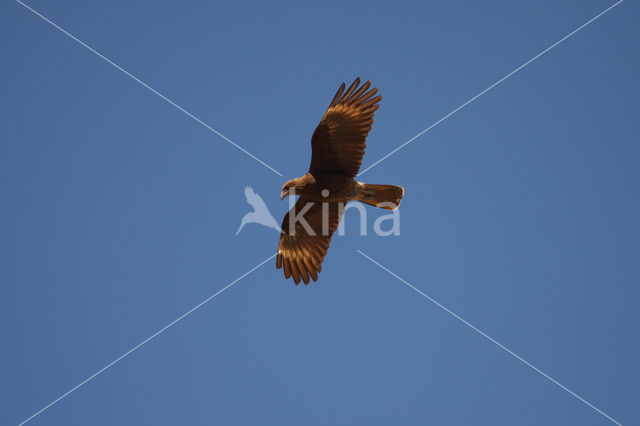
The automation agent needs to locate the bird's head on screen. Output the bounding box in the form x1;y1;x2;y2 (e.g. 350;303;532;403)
280;178;301;200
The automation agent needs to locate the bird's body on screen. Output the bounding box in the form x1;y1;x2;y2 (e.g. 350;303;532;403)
282;171;403;206
283;172;356;202
277;78;404;285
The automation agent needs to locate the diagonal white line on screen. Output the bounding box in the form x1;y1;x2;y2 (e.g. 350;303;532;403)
17;252;277;426
15;0;283;177
356;249;623;425
358;0;623;176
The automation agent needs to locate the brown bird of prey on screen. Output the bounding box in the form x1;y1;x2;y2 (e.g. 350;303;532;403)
277;77;404;285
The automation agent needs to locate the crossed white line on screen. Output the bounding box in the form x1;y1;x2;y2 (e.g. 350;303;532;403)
17;253;278;426
14;0;284;177
358;0;624;176
15;0;625;425
357;250;622;425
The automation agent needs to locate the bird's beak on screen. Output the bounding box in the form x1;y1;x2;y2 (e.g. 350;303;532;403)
280;189;288;200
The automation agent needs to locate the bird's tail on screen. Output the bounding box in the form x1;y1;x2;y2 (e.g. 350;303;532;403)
356;183;404;210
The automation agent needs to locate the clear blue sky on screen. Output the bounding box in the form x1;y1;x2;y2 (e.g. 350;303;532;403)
2;1;638;425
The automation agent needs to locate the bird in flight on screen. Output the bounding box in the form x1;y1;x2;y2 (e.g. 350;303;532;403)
277;77;404;285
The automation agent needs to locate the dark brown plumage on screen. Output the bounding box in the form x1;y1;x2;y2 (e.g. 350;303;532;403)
277;78;404;285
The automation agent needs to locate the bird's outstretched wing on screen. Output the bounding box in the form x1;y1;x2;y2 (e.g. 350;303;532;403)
276;198;343;285
309;77;382;177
